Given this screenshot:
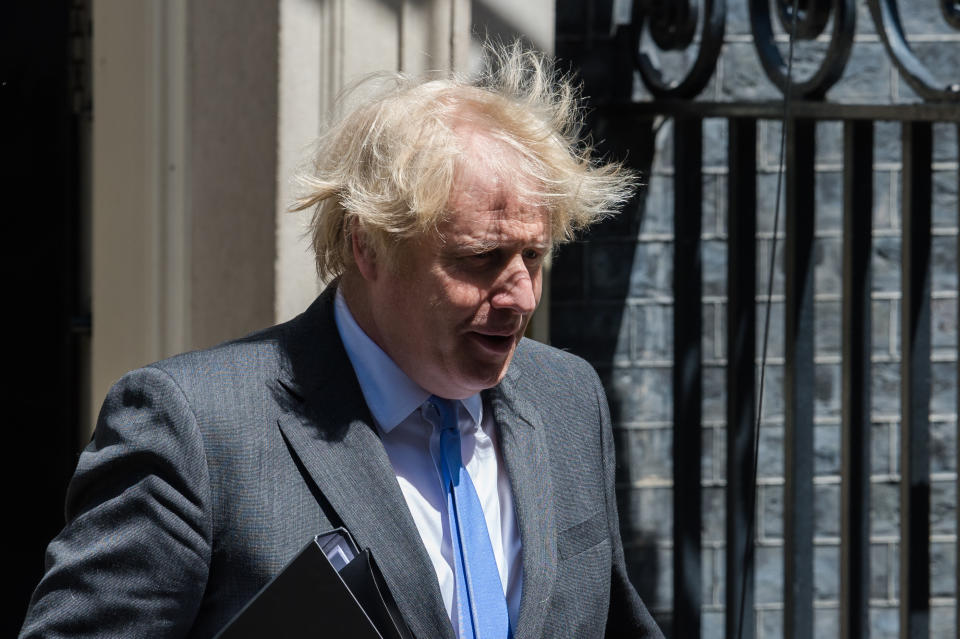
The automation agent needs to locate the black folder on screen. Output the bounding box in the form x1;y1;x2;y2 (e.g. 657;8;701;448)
214;529;414;639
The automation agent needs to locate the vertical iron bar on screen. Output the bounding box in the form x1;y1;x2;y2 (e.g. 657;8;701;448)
673;116;703;639
784;117;816;639
956;123;960;639
841;119;874;639
726;117;757;639
900;121;932;639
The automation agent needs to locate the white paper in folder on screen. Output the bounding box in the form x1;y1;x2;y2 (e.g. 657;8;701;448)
316;528;358;572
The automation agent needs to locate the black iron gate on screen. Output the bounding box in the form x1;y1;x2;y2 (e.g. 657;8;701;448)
553;2;960;638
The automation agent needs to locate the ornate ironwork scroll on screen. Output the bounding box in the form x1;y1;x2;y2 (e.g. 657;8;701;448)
629;0;726;99
868;0;960;101
629;0;960;102
749;0;856;99
944;0;960;30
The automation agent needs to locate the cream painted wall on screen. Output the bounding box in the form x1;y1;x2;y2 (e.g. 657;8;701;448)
188;2;280;350
275;0;323;323
91;0;280;427
91;0;554;429
91;0;190;423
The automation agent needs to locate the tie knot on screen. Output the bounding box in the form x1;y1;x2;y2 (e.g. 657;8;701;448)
428;395;459;432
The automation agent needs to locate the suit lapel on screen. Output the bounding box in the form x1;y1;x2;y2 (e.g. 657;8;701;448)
487;362;558;639
275;289;454;639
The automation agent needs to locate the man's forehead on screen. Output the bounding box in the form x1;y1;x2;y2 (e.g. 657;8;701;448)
451;124;539;189
439;204;551;248
449;155;545;215
448;184;545;221
437;126;553;245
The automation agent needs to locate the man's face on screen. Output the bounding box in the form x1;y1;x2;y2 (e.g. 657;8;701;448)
362;155;550;400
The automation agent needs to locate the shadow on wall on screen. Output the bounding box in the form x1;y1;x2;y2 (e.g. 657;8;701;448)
370;0;550;60
550;109;656;391
550;9;665;628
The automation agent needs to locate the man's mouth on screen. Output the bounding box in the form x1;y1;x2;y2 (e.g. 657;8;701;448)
468;331;517;354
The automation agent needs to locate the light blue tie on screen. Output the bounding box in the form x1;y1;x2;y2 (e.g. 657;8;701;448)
429;396;511;639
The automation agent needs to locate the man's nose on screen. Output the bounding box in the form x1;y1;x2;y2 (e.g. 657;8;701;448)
490;255;538;314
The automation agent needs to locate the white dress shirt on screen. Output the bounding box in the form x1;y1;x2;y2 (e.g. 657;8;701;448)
333;289;523;633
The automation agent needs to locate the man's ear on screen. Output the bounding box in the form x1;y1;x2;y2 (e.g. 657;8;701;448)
351;222;378;282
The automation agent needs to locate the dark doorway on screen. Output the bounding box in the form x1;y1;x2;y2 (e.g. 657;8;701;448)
3;2;89;633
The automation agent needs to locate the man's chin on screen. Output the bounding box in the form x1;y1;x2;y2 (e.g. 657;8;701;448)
459;354;515;392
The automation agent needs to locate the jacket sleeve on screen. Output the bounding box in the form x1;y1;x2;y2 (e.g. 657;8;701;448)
20;365;213;638
594;372;665;639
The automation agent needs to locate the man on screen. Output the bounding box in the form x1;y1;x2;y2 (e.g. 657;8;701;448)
21;45;663;638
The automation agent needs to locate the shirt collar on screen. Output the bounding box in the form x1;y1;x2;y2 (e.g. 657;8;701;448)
333;287;483;433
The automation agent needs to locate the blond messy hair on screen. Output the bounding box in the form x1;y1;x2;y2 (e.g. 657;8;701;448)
294;41;636;280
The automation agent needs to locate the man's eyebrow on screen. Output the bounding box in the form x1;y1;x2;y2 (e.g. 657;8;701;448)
454;238;551;253
459;239;500;253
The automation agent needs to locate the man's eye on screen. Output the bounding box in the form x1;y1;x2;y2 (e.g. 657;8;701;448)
522;249;542;261
469;250;497;262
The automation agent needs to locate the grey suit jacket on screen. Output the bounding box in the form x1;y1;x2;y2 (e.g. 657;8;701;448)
21;286;663;639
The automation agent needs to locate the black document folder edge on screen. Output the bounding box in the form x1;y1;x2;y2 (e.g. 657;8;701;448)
341;548;415;639
213;529;413;639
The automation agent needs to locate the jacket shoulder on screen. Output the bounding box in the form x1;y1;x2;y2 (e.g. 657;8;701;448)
511;337;602;387
150;322;287;378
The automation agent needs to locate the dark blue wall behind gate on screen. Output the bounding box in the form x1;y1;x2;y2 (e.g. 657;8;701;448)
552;2;960;638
